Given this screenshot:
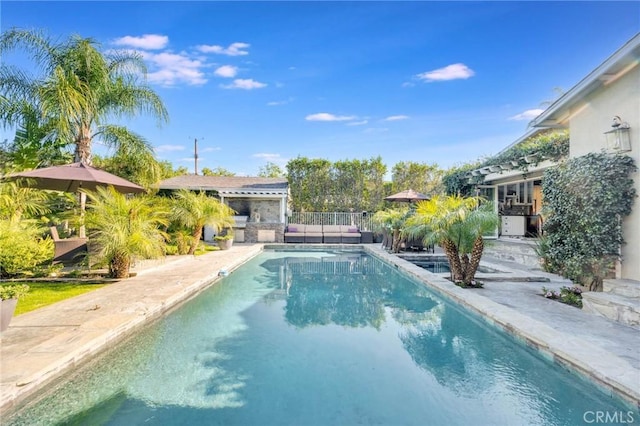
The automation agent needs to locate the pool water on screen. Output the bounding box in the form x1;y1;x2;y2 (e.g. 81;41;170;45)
7;250;638;425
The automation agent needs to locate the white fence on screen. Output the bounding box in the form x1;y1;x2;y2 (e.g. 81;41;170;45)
287;212;374;231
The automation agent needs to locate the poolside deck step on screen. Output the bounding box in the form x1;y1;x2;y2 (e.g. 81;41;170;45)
483;238;541;270
581;291;640;329
604;278;640;298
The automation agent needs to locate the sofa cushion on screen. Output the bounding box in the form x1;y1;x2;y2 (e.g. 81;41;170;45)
286;224;304;233
306;224;323;233
323;225;341;233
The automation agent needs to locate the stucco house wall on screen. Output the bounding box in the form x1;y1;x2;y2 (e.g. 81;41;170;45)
567;65;640;280
531;33;640;281
569;68;639;158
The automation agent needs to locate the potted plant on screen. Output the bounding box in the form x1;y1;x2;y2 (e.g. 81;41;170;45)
0;284;29;332
215;229;234;250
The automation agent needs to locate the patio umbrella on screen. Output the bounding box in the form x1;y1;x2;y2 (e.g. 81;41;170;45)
384;189;430;203
4;162;145;238
4;162;145;194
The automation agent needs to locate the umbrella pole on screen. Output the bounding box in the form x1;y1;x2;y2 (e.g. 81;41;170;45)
79;192;87;238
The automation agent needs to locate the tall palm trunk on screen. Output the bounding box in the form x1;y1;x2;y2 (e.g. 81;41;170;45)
188;225;203;255
392;229;401;253
75;123;92;164
463;236;485;284
441;238;463;282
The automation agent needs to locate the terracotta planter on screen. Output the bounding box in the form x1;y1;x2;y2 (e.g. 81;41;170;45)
1;298;18;332
217;239;233;250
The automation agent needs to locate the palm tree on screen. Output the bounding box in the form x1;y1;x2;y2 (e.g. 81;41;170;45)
405;195;498;286
372;207;409;253
170;189;236;255
0;28;168;171
84;187;169;278
0;181;51;222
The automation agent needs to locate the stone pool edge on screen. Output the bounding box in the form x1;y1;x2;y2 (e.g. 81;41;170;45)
0;244;264;415
364;245;640;409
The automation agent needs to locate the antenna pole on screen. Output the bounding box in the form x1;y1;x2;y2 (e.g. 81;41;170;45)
194;138;199;175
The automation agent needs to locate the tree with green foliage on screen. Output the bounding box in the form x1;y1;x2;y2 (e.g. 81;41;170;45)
201;167;235;176
157;160;188;179
0;28;168;173
391;161;444;197
0;181;50;222
286;157;332;212
258;162;286;178
286;156;387;212
0;105;71;172
169;189;235;255
442;162;482;196
406;195;498;286
84;187;169;278
539;153;636;291
372;207;410;253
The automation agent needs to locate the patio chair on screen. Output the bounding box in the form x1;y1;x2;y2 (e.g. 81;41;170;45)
50;226;88;265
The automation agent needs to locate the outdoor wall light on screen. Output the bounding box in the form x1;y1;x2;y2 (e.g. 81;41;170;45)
604;116;631;152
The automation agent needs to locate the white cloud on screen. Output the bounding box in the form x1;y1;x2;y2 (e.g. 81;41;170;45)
416;63;475;82
509;109;544;121
363;127;389;134
214;65;238;78
142;51;207;86
305;113;356;122
221;79;267;90
155;144;185;153
253;153;282;160
267;97;294;106
347;120;368;126
384;115;409;121
197;42;250;56
201;147;221;153
112;34;168;50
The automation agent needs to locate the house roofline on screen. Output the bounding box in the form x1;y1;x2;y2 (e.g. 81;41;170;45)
531;32;640;128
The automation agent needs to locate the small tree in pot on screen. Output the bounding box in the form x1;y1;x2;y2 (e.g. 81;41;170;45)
215;229;234;250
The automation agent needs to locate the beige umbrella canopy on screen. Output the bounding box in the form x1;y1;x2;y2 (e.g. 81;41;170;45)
4;162;145;238
384;189;430;203
4;162;146;194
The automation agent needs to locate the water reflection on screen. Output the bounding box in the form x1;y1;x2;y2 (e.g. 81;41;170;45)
261;252;440;330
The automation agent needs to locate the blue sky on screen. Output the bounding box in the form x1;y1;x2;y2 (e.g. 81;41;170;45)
2;1;639;176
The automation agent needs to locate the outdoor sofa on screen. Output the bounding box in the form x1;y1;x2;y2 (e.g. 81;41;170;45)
284;224;362;244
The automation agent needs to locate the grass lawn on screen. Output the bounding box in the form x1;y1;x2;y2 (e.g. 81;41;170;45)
14;281;108;315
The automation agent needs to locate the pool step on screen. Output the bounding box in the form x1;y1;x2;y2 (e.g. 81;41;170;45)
582;279;640;329
483;238;541;270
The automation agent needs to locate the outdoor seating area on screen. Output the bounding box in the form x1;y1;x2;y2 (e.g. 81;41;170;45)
50;226;88;265
284;223;362;244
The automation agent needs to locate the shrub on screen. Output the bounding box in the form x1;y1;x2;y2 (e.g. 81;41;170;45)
0;284;30;300
0;220;53;278
540;153;636;291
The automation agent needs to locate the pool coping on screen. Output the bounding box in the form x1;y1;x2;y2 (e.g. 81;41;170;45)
363;245;640;409
1;243;638;416
0;244;264;415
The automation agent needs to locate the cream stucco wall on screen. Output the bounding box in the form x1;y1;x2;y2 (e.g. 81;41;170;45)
567;65;640;280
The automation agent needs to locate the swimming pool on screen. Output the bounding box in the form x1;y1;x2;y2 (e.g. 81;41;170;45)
6;250;638;425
